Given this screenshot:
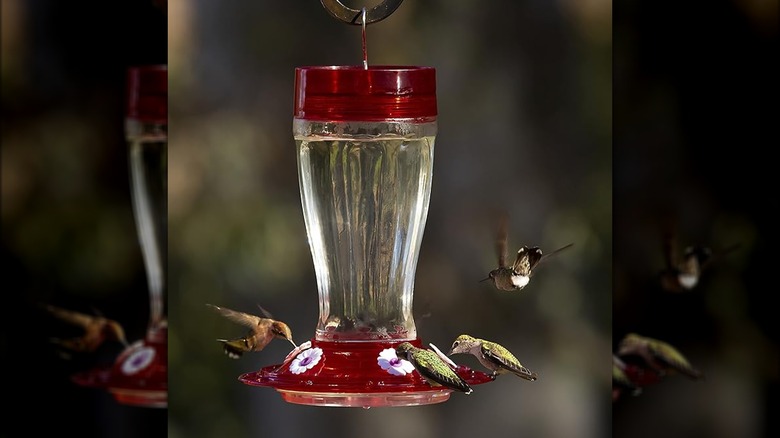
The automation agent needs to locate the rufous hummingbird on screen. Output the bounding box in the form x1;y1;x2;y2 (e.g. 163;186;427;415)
44;304;129;353
207;303;296;359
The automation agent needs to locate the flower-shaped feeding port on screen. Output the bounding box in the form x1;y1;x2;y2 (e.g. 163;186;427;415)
122;346;156;375
290;348;323;374
239;66;495;407
377;348;415;376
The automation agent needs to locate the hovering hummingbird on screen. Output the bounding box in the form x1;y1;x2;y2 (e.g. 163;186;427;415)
448;334;537;381
207;304;296;359
612;354;641;401
659;224;741;292
44;304;129;353
482;212;573;291
395;342;473;394
616;333;703;380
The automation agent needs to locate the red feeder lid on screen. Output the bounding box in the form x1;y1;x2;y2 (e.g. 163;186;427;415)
294;65;437;122
126;65;168;123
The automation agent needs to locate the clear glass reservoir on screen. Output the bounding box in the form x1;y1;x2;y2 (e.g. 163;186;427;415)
296;121;435;341
294;66;437;342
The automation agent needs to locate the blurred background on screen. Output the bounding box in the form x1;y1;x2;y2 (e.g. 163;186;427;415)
167;1;610;438
2;0;167;437
613;1;778;437
4;0;778;436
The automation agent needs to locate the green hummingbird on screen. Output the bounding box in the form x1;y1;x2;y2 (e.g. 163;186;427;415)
395;342;473;394
482;212;572;291
448;334;537;381
616;333;703;380
207;304;296;359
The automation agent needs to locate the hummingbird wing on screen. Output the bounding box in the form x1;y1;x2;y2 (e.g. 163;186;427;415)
538;243;574;267
698;243;741;271
412;348;473;393
662;225;680;271
45;305;99;330
207;304;263;328
481;340;537;381
496;212;510;268
50;337;90;352
512;246;543;276
674;249;702;282
256;304;275;319
515;243;574;276
658;222;686;291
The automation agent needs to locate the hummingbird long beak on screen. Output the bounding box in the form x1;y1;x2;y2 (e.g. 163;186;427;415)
289;339;298;348
479;276;491;283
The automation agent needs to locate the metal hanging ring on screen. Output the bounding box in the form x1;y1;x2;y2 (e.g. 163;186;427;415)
320;0;404;25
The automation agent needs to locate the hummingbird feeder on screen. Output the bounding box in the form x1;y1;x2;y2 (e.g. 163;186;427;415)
237;0;493;408
72;65;168;408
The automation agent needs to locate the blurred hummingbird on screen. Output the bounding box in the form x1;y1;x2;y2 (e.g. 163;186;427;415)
482;212;573;291
659;224;741;292
448;334;537;381
207;304;296;359
44;304;129;353
616;333;703;380
612;354;641;401
395;342;473;394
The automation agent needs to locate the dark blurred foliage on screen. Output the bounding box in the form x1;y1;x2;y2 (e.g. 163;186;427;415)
614;0;779;437
167;1;610;438
2;0;167;437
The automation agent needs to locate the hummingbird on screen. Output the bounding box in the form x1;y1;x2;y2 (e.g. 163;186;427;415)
448;334;537;381
659;223;741;292
395;342;473;394
44;304;129;353
612;354;641;401
482;212;573;291
207;304;296;359
616;333;703;380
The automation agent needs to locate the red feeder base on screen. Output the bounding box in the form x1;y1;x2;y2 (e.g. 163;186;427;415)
72;326;168;408
239;338;495;408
